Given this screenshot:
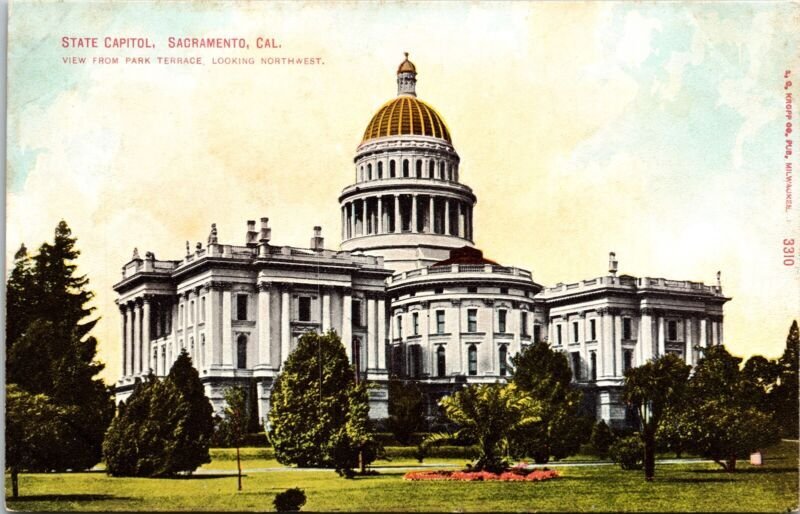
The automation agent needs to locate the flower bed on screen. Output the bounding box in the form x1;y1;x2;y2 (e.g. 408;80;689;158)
403;469;560;482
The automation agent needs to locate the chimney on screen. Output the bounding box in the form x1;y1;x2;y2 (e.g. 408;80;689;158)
246;220;258;247
716;270;722;290
609;252;618;277
310;226;324;252
257;218;271;258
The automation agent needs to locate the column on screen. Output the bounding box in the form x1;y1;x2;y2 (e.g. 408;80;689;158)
349;202;355;239
377;196;383;234
222;289;233;366
142;297;151;372
466;205;472;239
700;318;708;349
394;195;401;234
193;289;200;366
367;297;377;369
280;286;291;367
257;283;271;367
120;306;128;378
601;310;613;377
614;315;623;377
411;194;418;233
341;206;346;240
718;318;723;345
207;286;219;366
377;298;387;370
322;289;331;332
429;196;435;233
133;301;142;374
579;313;588;379
458;202;465;237
657;315;666;357
342;289;353;360
711;320;719;346
685;317;695;367
444;199;451;235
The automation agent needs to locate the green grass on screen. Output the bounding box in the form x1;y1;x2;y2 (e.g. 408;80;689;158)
6;441;798;512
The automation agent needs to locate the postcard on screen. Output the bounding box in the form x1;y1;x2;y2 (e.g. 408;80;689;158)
5;1;799;512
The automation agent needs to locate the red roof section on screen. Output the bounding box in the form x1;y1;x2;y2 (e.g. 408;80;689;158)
431;246;498;267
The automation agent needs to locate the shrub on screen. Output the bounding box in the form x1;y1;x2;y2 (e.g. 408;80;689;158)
273;487;306;512
609;435;644;470
590;420;615;458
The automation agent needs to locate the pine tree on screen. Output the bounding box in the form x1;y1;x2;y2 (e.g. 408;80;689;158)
165;350;214;474
6;221;113;471
217;386;248;490
772;320;799;437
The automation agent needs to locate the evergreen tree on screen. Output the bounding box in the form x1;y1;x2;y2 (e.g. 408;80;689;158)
387;379;426;445
217;386;248;490
6;221;113;471
510;341;589;463
165;350;214;474
772;320;799;438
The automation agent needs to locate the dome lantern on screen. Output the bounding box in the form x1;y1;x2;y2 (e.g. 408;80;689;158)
397;52;417;97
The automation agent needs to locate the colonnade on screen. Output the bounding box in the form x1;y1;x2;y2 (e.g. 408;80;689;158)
341;194;472;240
356;155;459;183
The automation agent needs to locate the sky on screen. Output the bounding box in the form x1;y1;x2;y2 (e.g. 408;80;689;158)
6;1;799;384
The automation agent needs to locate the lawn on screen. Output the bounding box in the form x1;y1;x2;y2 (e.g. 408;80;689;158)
6;441;798;512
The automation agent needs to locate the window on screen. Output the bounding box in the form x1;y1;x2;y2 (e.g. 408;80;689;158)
434;287;443;294
467;309;478;332
557;324;563;345
367;163;372;180
237;294;248;321
521;311;529;336
590;351;597;381
468;345;478;376
498;310;507;333
359;166;364;181
624;350;633;372
377;161;383;178
623;318;632;340
467;286;477;293
410;344;422;378
573;321;579;342
416;160;422;177
298;296;311;322
429;160;434;177
437;346;446;377
439;161;445;179
237;334;247;369
391;345;405;376
668;320;678;341
161;348;166;376
352;337;362;371
412;312;419;335
352;299;362;327
571;352;581;380
533;324;541;343
499;345;508;376
403;159;409;177
390;160;396;177
590;319;596;341
436;310;445;334
397;315;403;338
500;287;508;294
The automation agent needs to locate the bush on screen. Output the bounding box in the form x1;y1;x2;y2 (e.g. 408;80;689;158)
274;487;306;512
609;436;644;470
590;420;615;458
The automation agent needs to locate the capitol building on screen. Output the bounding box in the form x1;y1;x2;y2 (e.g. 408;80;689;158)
114;55;729;427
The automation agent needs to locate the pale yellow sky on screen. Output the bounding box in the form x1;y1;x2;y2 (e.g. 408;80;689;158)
6;2;799;384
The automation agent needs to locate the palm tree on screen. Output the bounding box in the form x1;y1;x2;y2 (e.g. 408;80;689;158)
423;383;540;472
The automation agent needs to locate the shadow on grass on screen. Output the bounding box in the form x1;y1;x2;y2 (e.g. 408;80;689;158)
664;477;735;484
691;467;797;475
7;494;132;502
169;473;247;479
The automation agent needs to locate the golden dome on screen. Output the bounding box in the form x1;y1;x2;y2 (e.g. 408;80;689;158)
362;96;451;143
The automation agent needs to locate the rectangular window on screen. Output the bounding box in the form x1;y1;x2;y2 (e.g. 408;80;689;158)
624;350;633;372
413;312;419;335
498;310;507;333
623;318;632;340
436;310;445;334
468;345;478;376
521;311;529;336
572;352;582;380
590;352;597;381
298;296;311;322
352;300;362;327
668;320;678;341
236;294;248;321
533;324;541;343
557;324;563;345
397;316;403;338
590;319;596;341
467;309;478;333
573;321;579;342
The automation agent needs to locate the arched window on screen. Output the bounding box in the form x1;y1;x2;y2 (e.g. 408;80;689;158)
429;160;435;177
439;161;445;179
237;334;247;369
377;161;383;179
359;166;364;182
390;160;396;177
403;159;409;177
499;345;508;376
367;163;373;180
416;160;422;177
437;346;446;377
447;164;453;181
468;345;478;376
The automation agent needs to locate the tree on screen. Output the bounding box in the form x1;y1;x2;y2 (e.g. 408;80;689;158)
510;341;588;463
772;320;799;438
623;353;690;481
672;346;781;472
217;386;248;490
424;383;540;473
387;379;426;445
103;373;185;477
165;350;215;474
6;385;79;498
6;221;114;471
331;382;382;477
268;331;355;468
590;420;615;459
